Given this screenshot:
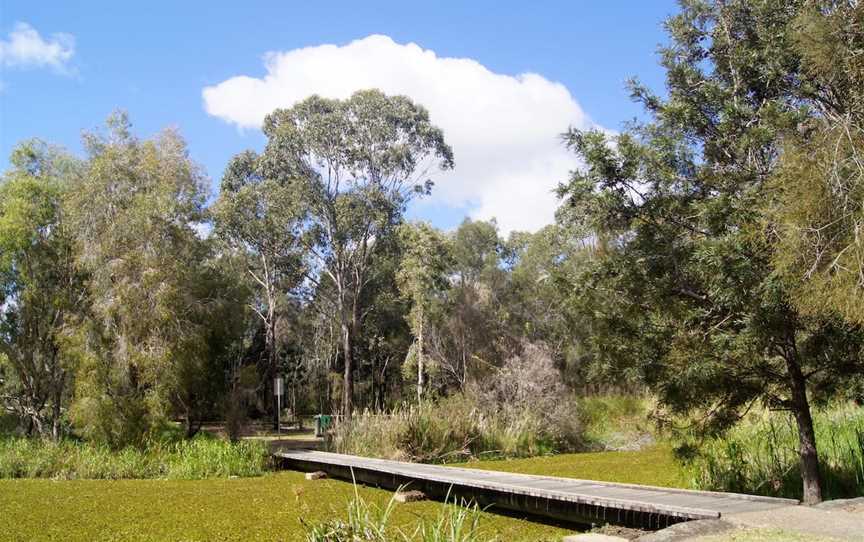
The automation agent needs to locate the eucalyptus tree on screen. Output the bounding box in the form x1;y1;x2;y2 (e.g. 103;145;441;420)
213;150;305;426
0;140;85;439
559;0;864;503
396;222;451;402
257;90;453;415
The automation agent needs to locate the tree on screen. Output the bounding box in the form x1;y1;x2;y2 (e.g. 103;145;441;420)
213;150;305;428
256;89;453;415
438;219;509;387
505;224;598;389
559;0;864;503
396;222;451;402
0;140;85;439
66;113;221;446
768;2;864;328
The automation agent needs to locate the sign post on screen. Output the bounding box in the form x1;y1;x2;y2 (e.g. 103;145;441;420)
274;377;284;434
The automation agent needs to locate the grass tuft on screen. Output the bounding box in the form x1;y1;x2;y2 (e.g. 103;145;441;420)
304;485;489;542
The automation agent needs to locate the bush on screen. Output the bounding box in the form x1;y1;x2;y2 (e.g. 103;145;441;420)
0;435;269;479
687;402;864;500
331;345;584;462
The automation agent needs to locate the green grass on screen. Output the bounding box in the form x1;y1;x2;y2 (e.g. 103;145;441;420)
687;402;864;500
453;445;688;488
0;435;269;479
0;472;571;542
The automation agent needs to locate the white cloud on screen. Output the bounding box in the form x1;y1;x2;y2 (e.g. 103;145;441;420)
203;35;596;233
0;22;75;73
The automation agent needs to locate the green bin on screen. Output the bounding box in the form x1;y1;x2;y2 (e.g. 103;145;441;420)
314;414;332;437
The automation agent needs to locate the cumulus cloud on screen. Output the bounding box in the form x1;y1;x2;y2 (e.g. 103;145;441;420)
0;22;75;73
203;35;596;233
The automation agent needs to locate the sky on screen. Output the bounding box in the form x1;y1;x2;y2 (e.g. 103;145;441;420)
0;0;677;233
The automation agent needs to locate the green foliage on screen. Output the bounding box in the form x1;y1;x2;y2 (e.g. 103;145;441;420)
767;3;864;328
687;403;864;500
0;435;268;479
213;148;304;407
578;395;655;451
304;486;395;542
258;89;454;415
0;140;84;439
64;112;244;447
396;222;452;400
557;0;864;502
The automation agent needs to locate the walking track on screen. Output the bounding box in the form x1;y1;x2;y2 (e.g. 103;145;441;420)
275;450;797;529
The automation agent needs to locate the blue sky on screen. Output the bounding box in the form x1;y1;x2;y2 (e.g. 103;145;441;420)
1;1;677;232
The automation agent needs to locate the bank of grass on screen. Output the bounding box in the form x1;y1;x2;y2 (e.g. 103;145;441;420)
0;434;269;479
687;402;864;500
0;472;571;542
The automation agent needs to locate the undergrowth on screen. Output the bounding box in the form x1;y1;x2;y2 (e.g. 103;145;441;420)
0;434;269;479
330;393;583;463
578;394;655;451
687;402;864;500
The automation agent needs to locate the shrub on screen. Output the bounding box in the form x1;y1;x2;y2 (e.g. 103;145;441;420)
332;382;584;463
687;402;864;500
0;434;269;479
334;344;587;463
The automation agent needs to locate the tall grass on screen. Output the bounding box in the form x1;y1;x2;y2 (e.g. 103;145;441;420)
304;486;487;542
331;393;583;463
688;403;864;500
0;435;269;479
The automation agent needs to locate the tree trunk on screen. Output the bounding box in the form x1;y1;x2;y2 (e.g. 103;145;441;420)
341;321;354;417
184;412;198;438
268;326;279;431
417;309;424;404
51;385;62;441
785;353;823;504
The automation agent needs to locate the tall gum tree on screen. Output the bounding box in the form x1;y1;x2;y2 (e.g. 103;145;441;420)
213;150;305;428
559;0;864;504
252;90;453;415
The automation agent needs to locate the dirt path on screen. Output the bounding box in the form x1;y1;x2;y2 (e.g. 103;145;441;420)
633;499;864;541
721;504;864;541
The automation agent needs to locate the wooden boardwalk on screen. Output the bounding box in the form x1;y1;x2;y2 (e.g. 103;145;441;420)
275;450;798;529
